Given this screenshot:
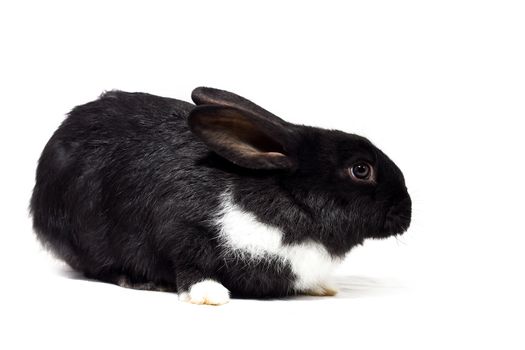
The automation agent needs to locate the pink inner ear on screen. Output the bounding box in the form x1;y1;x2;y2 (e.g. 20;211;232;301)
200;113;286;155
213;132;285;159
189;106;292;169
266;151;287;157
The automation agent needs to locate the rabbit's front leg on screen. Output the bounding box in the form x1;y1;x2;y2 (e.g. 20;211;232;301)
176;268;230;305
304;281;339;297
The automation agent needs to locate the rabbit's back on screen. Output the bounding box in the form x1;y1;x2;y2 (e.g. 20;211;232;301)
30;91;225;284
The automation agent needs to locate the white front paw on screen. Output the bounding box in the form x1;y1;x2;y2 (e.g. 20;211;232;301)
179;279;230;305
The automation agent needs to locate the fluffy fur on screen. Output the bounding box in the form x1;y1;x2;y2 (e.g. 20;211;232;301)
30;87;412;301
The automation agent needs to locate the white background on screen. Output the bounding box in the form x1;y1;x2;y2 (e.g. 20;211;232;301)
1;1;524;349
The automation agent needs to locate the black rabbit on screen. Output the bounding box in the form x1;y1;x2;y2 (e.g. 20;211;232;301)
30;87;411;305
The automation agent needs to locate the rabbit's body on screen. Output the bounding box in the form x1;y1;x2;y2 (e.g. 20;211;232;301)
31;88;412;304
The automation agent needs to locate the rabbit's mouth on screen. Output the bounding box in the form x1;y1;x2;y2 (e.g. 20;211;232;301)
386;196;412;234
372;196;412;239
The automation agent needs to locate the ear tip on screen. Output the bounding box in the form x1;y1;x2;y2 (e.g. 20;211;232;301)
191;87;204;104
191;86;208;95
192;86;219;104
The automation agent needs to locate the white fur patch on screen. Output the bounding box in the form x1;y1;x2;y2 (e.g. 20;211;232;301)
215;192;341;292
179;279;230;305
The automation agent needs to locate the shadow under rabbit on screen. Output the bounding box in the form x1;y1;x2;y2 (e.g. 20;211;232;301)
58;265;404;301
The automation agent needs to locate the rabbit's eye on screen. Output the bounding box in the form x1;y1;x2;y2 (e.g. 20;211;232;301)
350;162;375;183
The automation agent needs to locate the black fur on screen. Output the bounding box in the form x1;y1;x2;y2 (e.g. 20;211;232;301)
30;87;411;299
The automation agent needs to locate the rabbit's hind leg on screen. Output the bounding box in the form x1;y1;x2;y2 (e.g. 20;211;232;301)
83;268;175;292
116;275;174;292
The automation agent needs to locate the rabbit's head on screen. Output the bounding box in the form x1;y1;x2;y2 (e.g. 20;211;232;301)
189;87;411;249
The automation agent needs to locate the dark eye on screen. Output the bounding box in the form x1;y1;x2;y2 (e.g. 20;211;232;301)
350;162;375;183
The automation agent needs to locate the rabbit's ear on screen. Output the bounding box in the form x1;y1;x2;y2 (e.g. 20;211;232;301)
191;87;288;126
188;105;296;170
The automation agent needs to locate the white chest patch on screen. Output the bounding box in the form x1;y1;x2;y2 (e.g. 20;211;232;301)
215;192;341;292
